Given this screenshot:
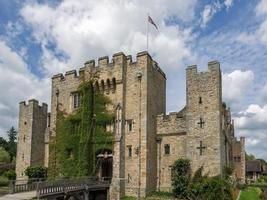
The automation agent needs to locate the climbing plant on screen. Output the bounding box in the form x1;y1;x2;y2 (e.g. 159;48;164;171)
48;79;114;178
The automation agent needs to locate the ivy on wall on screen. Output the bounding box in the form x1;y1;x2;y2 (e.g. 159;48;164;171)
48;80;114;178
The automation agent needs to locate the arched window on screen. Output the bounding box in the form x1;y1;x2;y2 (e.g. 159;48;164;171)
107;79;111;94
101;80;105;93
95;81;100;93
112;78;116;92
164;144;170;155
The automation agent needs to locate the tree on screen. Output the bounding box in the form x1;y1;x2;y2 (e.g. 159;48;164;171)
171;158;191;198
246;152;256;161
0;137;8;151
6;127;17;162
0;147;10;164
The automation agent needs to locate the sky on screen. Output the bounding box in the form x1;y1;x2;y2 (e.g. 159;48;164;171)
0;0;267;160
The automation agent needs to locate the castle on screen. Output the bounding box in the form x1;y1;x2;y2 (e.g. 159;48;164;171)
15;51;245;199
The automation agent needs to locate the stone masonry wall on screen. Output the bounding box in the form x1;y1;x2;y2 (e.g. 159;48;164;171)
185;62;223;176
48;51;166;199
16;99;47;180
156;111;187;191
232;137;246;183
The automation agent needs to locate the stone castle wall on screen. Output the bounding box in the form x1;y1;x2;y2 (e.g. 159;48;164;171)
232;137;246;183
16;99;47;180
49;51;166;198
156;110;187;191
185;61;223;176
15;51;246;198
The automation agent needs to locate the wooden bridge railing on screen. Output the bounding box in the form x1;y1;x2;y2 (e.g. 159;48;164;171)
11;177;111;197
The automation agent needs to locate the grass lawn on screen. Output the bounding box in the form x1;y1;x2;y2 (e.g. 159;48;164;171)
239;187;262;200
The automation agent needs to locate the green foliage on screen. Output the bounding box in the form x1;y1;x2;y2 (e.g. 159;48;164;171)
147;191;173;197
49;80;114;178
6;127;17;162
0;147;10;164
171;158;234;200
246;152;256;161
189;176;233;200
171;158;191;198
0;137;8;151
0;176;9;187
223;165;234;179
3;169;16;180
239;187;262;200
25;165;47;179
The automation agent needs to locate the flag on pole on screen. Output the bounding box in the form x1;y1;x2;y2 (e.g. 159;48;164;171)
148;15;158;30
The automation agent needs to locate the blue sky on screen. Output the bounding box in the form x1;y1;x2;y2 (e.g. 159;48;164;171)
0;0;267;160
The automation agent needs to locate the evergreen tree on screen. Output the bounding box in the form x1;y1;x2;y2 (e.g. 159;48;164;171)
6;127;17;162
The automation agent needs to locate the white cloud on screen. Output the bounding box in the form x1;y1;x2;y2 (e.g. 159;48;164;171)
235;104;267;130
224;0;234;9
222;70;254;105
0;40;50;136
256;0;267;16
234;104;267;160
200;0;234;28
238;0;267;46
20;0;196;75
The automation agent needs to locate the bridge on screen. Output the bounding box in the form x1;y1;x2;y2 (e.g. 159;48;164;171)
2;177;111;200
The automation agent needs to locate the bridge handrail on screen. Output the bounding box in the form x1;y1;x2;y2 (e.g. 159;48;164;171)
36;177;111;197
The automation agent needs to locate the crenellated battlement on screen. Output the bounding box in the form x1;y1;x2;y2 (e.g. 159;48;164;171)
52;51;166;82
186;61;220;76
157;107;186;123
20;99;47;112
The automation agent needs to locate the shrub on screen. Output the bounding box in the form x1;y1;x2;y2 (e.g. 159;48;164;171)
0;148;10;164
4;169;16;180
171;159;191;198
25;166;47;179
0;176;9;187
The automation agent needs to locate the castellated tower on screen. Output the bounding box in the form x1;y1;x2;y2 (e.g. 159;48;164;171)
186;61;223;176
48;51;166;199
16;99;48;180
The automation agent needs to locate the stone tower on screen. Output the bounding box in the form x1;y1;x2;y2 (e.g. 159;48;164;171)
48;52;166;198
16;99;47;180
232;137;246;183
186;61;223;175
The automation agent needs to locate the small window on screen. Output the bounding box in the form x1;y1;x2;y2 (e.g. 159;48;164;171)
199;97;202;104
128;146;132;157
66;148;74;159
164;144;170;155
22;154;24;161
73;93;81;109
234;156;241;162
127;120;133;132
24;121;27;125
23;135;26;142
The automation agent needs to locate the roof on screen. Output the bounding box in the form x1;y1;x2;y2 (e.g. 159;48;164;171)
246;160;262;172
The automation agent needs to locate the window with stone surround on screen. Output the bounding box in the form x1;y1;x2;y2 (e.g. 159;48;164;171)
164;144;170;155
73;92;81;109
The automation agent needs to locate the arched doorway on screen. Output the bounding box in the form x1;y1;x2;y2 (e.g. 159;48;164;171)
96;149;113;179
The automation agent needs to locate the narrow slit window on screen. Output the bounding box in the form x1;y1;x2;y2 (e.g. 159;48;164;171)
128;146;132;157
199;96;202;104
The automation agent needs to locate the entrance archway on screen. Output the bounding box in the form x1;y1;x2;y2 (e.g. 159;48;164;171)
96;149;113;179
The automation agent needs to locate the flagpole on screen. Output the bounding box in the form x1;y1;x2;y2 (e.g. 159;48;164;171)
147;13;149;52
